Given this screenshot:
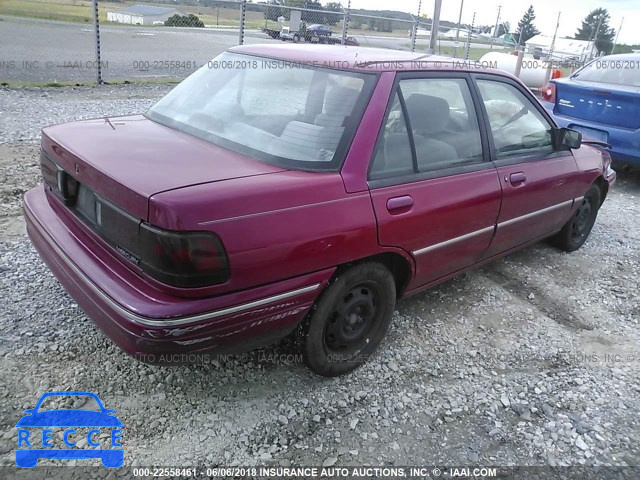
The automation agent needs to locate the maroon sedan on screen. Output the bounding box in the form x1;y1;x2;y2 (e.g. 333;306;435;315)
24;45;616;376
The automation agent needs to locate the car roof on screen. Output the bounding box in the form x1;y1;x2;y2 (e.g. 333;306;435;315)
228;44;509;74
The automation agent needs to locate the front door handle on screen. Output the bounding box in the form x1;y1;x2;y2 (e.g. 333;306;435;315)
509;172;526;185
386;195;414;213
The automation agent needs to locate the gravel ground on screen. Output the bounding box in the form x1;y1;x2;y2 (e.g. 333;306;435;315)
0;85;639;476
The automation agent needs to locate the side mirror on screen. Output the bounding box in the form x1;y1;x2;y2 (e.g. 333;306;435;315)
553;127;582;150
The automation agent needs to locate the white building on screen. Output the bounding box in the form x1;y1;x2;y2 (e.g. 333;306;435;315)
525;35;596;61
106;5;179;26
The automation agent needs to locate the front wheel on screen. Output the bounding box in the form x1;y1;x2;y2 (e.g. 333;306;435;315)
300;262;396;377
551;185;601;252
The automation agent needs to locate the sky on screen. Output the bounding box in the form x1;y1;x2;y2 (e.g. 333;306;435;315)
346;0;639;45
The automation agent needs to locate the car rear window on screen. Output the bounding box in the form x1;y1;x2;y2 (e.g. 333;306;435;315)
146;52;377;171
572;58;640;87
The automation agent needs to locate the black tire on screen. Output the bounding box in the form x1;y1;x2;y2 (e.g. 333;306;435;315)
551;184;601;252
300;262;396;377
293;34;300;43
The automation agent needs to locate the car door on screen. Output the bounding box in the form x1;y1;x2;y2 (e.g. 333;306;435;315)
472;75;584;259
368;73;502;289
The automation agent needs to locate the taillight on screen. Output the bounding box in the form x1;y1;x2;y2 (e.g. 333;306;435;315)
541;83;556;103
550;69;562;79
138;224;229;288
39;153;230;288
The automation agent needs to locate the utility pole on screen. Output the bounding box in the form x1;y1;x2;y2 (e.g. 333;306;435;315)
544;11;561;87
611;17;624;54
453;0;464;58
548;11;561;59
428;0;442;53
589;13;604;58
490;5;501;50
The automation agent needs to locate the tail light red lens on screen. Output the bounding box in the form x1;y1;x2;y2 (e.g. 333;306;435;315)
551;69;562;79
138;224;229;288
541;83;556;103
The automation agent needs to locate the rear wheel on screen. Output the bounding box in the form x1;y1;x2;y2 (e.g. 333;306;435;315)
293;34;300;43
300;262;396;377
551;185;601;252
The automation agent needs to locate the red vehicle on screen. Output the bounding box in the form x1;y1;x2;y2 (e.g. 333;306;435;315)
24;45;616;376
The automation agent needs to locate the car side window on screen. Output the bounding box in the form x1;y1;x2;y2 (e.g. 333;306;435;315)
476;80;553;159
400;78;484;172
369;93;414;180
369;77;484;180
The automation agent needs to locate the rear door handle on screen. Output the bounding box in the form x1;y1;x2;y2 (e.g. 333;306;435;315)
386;195;414;212
508;172;526;185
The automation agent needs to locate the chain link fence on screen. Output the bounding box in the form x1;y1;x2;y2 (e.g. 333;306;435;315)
0;0;98;83
0;0;518;85
97;0;243;82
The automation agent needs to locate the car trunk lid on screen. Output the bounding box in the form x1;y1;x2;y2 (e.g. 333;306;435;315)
554;79;640;130
41;114;285;220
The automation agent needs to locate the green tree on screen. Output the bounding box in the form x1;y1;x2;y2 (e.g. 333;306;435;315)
575;8;615;54
497;21;510;37
165;14;204;28
378;19;392;32
515;5;540;45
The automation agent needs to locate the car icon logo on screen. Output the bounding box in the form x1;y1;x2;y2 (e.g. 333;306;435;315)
15;391;123;468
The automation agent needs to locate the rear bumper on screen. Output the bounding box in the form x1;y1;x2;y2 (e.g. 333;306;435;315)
24;186;333;363
542;101;640;166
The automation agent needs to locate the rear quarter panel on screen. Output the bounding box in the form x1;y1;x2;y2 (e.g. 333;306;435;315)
149;172;385;295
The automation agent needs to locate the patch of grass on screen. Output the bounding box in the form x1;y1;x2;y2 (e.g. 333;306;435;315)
0;0;271;28
0;0;98;23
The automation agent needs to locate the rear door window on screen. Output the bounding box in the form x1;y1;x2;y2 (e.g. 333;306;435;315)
369;76;484;180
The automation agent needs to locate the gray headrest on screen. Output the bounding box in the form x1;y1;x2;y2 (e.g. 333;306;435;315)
405;93;450;135
323;86;359;116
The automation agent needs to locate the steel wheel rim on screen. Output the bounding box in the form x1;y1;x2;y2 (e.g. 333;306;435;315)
571;197;594;241
323;282;380;357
